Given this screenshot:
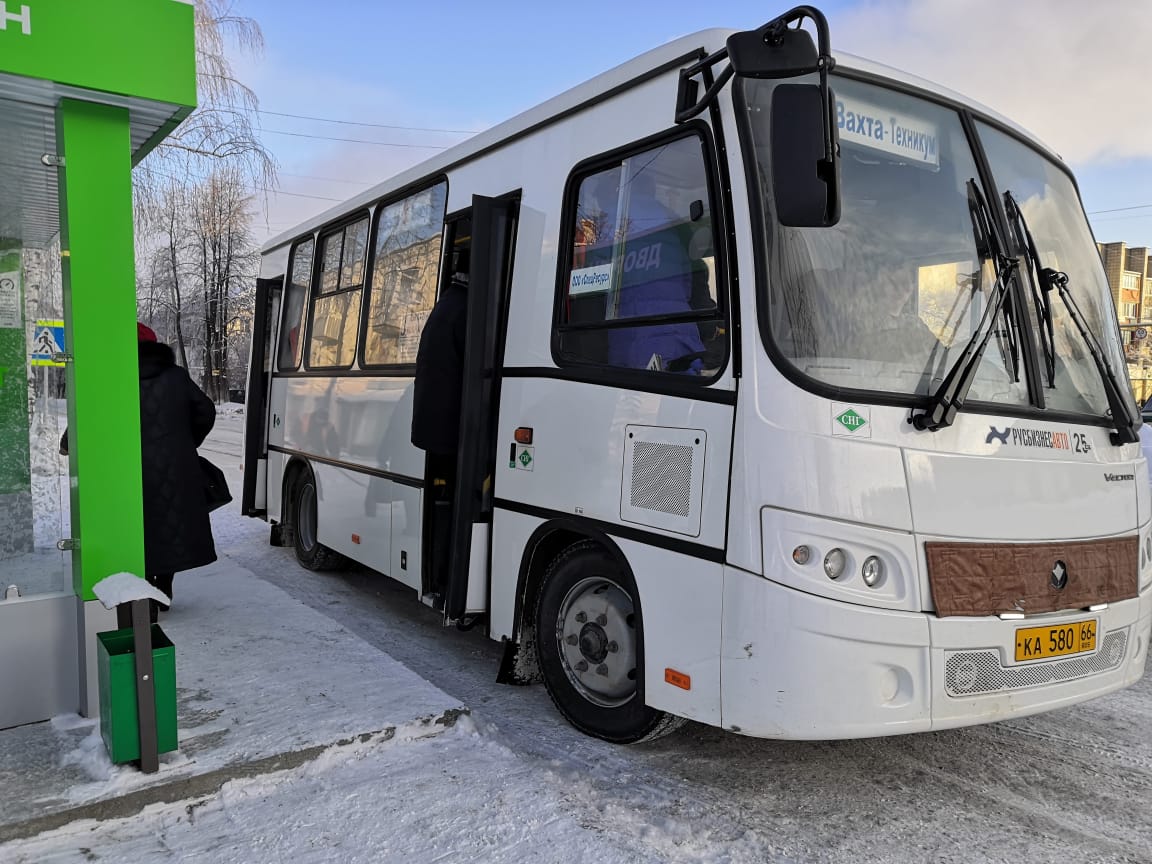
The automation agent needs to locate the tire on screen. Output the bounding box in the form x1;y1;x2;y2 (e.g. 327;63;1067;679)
292;467;348;572
535;540;685;744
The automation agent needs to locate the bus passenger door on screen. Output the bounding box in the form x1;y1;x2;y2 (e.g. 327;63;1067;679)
241;276;282;517
442;194;518;621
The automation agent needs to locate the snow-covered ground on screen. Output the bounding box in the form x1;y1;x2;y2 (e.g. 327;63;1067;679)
9;719;687;864
3;409;1152;863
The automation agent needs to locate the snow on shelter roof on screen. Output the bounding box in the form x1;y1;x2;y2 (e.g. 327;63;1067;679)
261;27;1062;254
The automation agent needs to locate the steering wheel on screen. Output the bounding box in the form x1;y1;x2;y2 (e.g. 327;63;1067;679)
664;351;709;373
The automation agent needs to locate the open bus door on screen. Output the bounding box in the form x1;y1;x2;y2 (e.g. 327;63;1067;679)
423;194;518;622
241;276;283;517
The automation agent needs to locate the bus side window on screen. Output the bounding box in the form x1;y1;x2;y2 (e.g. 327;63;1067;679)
556;134;726;377
364;181;448;367
308;216;369;369
277;238;314;371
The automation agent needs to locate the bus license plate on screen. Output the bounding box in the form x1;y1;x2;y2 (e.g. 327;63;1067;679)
1014;619;1097;662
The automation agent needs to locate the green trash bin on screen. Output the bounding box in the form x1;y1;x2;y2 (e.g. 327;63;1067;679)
96;625;178;764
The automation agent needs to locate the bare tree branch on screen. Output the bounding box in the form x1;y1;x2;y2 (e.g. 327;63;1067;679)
134;0;271;399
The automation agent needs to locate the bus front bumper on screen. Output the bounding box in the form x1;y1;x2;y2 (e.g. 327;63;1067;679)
719;567;1152;740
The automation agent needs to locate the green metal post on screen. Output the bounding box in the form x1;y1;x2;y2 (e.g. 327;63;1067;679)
56;99;146;600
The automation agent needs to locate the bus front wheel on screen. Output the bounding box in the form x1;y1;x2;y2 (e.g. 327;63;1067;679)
534;540;684;743
292;467;347;572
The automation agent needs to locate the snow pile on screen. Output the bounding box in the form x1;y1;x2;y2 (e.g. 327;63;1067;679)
6;718;662;864
91;572;170;609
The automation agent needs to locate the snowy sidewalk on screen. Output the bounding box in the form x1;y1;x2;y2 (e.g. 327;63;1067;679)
0;556;467;847
0;557;661;864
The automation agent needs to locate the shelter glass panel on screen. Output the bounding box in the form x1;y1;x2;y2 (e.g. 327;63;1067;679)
2;244;71;600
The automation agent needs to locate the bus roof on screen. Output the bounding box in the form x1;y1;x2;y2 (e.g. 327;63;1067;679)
262;27;1061;254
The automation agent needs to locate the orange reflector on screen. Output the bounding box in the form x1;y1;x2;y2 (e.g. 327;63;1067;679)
665;668;691;690
351;534;361;545
514;427;533;445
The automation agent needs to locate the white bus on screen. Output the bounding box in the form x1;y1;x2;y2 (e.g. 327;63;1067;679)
243;7;1152;742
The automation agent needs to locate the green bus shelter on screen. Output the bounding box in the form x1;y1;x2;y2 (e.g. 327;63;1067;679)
0;1;195;728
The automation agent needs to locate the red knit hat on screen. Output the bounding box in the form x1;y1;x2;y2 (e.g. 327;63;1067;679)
137;322;157;342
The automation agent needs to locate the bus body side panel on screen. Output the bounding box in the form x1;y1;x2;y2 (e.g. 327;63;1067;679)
267;449;286;524
496;378;733;549
617;537;723;725
277;374;423;578
266;374;290;523
490;507;540;641
391;483;423;593
495;375;730;725
488;507;724;725
311;461;391;571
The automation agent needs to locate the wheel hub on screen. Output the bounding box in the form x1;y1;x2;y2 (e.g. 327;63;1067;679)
578;622;609;664
556;577;638;707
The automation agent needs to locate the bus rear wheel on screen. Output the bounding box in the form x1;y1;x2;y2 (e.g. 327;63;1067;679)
534;540;684;743
292;466;347;572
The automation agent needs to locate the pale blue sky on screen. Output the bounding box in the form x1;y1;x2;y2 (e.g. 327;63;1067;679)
233;0;1152;250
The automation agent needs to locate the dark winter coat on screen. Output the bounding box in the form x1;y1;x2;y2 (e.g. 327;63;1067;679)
411;280;468;455
138;340;218;575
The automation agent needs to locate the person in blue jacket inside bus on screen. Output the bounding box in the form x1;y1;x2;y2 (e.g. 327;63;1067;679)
590;169;706;373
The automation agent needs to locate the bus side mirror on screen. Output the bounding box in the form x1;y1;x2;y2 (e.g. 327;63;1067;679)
727;17;820;78
770;83;840;227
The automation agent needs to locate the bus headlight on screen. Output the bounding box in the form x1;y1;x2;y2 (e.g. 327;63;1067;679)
823;548;847;580
862;556;884;587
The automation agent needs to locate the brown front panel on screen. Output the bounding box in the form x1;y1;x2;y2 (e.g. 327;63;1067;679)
925;537;1139;617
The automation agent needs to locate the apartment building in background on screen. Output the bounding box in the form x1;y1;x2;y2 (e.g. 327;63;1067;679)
1099;241;1152;325
1099;241;1152;356
1100;242;1152;398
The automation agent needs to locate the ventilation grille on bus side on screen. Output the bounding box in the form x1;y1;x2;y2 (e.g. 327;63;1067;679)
630;441;693;517
944;629;1128;697
620;426;705;537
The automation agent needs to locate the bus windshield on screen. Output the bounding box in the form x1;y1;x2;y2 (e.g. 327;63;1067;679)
742;75;1121;419
978;120;1126;417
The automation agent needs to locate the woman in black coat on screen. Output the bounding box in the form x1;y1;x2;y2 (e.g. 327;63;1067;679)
136;325;217;611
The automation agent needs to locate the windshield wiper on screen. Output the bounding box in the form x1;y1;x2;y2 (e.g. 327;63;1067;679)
1004;192;1056;387
1002;191;1141;445
911;181;1019;432
972;182;1022;385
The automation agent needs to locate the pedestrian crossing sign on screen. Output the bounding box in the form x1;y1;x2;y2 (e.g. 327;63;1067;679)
30;320;65;367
